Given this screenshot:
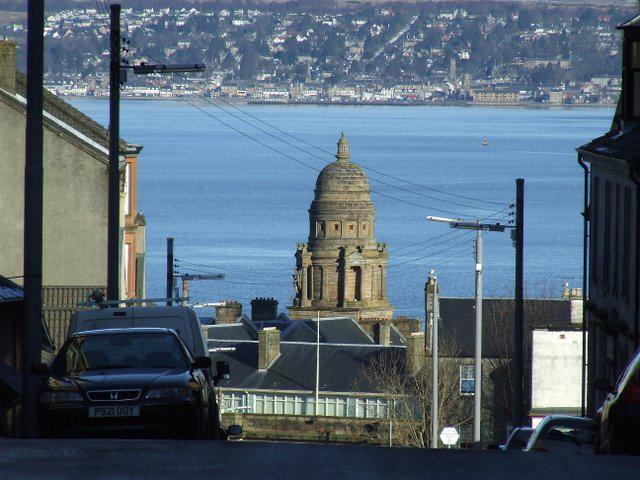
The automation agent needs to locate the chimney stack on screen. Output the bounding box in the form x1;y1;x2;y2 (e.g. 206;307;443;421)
405;332;426;375
258;327;280;370
251;297;278;321
215;300;242;325
0;40;16;94
375;321;391;346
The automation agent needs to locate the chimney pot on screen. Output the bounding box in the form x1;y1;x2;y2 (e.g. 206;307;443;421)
0;40;16;94
375;321;391;346
258;327;280;370
215;300;242;325
405;332;426;375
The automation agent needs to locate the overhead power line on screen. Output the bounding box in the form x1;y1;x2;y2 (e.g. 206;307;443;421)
388;235;474;270
120;36;510;213
164;74;508;209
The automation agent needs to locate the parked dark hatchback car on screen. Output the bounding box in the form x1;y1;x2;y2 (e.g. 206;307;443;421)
595;348;640;455
35;328;215;438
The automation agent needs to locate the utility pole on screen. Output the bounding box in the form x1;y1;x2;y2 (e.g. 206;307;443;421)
107;3;121;301
108;5;204;303
513;179;525;428
166;237;174;306
425;271;440;448
22;0;45;438
474;230;483;447
175;273;225;305
427;216;508;449
315;311;320;416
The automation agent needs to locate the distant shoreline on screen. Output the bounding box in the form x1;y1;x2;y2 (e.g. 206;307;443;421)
62;95;615;110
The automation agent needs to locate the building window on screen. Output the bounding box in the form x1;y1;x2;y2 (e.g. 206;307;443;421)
623;187;632;300
603;181;611;288
124;163;130;215
316;221;326;238
624;38;640;118
349;224;354;231
614;185;620;295
306;265;313;300
460;364;474;395
274;395;285;415
592;178;600;286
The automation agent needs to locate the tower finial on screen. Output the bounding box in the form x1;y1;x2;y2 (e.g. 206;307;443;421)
336;132;350;161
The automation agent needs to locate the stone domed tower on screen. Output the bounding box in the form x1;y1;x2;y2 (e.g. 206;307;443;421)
288;133;394;322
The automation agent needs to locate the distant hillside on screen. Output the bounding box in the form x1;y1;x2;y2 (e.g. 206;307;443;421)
0;0;636;11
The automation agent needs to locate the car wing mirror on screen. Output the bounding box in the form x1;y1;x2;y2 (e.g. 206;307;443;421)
593;378;614;392
193;356;212;369
226;424;242;437
31;363;50;375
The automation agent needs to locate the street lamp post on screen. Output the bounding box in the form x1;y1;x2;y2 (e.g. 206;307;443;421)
427;216;507;448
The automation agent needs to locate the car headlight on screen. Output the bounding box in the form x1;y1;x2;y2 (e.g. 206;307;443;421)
145;387;192;400
39;391;83;404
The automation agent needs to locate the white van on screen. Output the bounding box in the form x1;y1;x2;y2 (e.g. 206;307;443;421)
67;306;208;359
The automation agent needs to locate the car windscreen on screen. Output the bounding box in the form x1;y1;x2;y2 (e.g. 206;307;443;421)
508;429;533;449
52;333;190;375
541;420;596;445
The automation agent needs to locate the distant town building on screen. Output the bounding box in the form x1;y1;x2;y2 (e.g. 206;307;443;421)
472;89;520;103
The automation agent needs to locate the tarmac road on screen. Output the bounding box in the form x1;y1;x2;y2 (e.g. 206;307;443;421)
1;438;639;480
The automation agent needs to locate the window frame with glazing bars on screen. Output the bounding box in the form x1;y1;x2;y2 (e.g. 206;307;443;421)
459;364;475;396
622;30;640;120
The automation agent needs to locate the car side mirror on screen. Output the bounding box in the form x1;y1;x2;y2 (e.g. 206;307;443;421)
193;356;212;369
593;378;613;392
31;363;50;375
226;424;242;437
216;361;230;380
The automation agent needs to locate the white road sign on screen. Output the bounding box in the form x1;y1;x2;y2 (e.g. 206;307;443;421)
439;427;460;446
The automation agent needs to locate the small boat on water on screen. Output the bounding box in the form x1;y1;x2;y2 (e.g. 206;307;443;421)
482;136;489;146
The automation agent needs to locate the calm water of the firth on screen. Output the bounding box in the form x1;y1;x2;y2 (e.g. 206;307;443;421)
71;100;613;318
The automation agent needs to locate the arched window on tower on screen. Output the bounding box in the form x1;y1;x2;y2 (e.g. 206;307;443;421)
377;266;383;300
316;221;326;238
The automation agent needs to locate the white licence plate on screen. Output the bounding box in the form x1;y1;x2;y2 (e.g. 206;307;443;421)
88;405;140;418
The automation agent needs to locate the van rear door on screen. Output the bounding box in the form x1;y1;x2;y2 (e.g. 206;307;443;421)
130;308;191;352
73;310;134;333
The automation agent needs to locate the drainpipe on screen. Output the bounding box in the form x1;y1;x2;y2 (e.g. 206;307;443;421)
577;153;590;417
629;166;640;352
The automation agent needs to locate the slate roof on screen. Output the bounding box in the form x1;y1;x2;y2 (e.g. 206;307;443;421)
578;125;640;165
0;276;22;303
209;339;405;393
439;297;574;358
618;13;640;30
389;324;406;346
282;317;375;345
206;322;257;341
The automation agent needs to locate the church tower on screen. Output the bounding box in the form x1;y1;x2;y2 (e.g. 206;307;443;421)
288;133;394;322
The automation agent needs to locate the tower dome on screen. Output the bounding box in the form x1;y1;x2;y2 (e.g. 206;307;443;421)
309;133;375;247
314;132;371;198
